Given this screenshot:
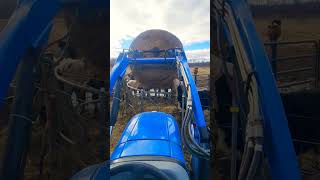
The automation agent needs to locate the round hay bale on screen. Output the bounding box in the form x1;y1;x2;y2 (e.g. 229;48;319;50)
129;29;183;89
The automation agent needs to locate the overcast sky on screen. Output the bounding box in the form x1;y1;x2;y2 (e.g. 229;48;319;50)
110;0;210;61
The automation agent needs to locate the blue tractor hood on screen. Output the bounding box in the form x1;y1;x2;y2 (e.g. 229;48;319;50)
111;112;185;164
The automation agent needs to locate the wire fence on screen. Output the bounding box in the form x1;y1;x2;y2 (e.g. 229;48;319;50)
111;72;210;119
264;40;320;92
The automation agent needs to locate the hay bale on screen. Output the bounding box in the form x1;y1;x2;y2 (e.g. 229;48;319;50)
129;29;182;89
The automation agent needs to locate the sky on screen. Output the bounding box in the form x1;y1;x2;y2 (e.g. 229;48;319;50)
110;0;210;62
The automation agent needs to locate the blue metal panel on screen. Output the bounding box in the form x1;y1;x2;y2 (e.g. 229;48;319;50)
111;112;185;164
110;143;125;160
169;142;185;163
121;140;171;157
128;114;169;141
128;57;176;64
167;115;182;145
110;53;129;91
118;114;139;144
127;112;180;143
0;0;60;105
110;50;207;130
226;0;300;179
113;140;186;164
177;51;207;128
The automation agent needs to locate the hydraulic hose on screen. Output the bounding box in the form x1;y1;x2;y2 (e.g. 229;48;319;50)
182;110;205;157
247;141;263;180
181;107;210;159
181;109;204;157
213;1;265;180
238;140;254;180
186;112;210;157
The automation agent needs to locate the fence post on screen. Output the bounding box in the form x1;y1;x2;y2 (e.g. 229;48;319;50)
316;40;320;88
193;67;198;85
98;88;107;160
271;42;278;80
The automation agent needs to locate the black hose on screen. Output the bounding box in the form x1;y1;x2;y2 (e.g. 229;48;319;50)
186;113;209;156
183;110;205;156
181;109;193;152
181;108;210;159
180;108;189;145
